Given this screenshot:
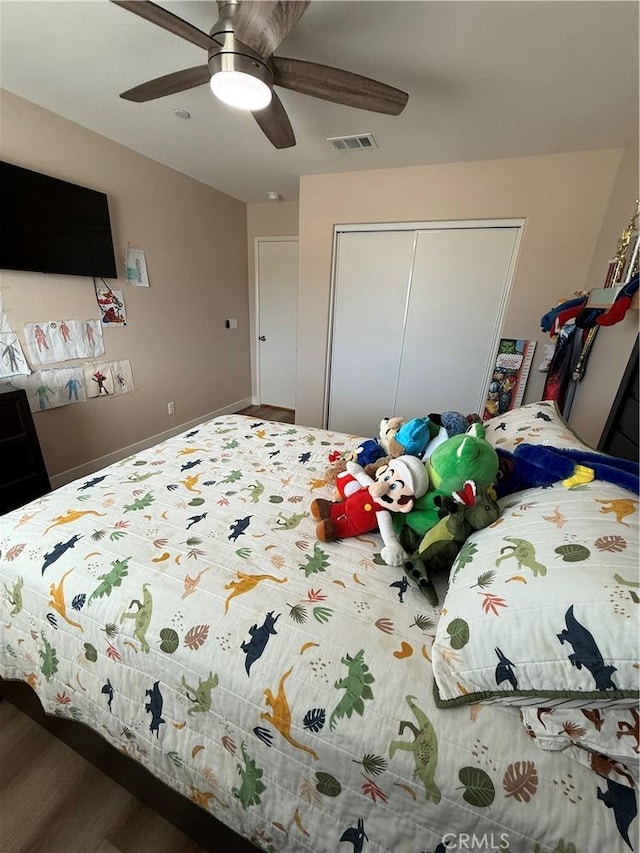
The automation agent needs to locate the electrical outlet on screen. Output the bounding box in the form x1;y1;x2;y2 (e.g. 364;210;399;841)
167;401;175;415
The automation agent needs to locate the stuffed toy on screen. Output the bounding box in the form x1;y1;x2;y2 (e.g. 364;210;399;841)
379;416;405;454
394;417;433;455
323;436;387;490
364;416;437;477
311;456;429;566
403;481;501;605
495;443;640;498
396;422;500;539
420;410;480;459
323;416;406;488
432;411;476;437
356;439;387;466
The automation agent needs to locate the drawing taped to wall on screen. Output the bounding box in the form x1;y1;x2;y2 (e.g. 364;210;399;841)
0;366;85;411
483;339;536;420
0;332;30;377
0;293;31;378
125;246;149;287
24;319;104;365
84;360;134;399
96;286;127;326
0;360;133;412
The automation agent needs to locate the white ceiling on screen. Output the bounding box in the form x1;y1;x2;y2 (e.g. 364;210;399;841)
1;0;638;203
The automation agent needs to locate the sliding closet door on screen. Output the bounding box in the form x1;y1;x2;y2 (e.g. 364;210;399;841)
394;227;519;417
327;231;416;434
328;224;520;435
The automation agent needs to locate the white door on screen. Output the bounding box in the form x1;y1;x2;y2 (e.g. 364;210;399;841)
327;223;520;435
395;227;520;418
327;230;417;434
257;238;298;409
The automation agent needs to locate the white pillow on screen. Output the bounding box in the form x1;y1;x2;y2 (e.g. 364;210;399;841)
520;706;639;786
432;480;640;709
484;400;594;453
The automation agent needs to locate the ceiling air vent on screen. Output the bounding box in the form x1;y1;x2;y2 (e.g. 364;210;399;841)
327;133;378;151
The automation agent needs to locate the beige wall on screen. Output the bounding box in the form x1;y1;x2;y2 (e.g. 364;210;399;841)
1;91;250;483
246;201;299;400
568;140;640;447
295;149;625;436
4;88;634;483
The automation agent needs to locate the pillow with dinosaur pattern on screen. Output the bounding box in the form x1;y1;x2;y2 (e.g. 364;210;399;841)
520;706;640;787
432;479;639;709
483;400;595;453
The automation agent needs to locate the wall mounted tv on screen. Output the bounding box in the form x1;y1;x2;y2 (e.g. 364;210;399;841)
0;161;117;279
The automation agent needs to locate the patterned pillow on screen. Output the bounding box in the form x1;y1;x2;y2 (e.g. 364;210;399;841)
484;400;594;453
432;480;639;709
520;706;640;785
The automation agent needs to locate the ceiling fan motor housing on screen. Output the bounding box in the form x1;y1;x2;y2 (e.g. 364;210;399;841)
208;2;274;91
208;48;274;91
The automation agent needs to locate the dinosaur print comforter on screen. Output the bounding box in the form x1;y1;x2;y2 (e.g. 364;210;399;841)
0;415;635;852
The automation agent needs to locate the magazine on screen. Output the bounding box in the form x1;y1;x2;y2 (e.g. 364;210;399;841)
483;338;536;420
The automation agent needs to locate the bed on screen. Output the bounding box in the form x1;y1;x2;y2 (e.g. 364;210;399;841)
1;404;638;853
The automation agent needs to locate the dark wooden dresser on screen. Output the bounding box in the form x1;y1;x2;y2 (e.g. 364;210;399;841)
0;388;51;514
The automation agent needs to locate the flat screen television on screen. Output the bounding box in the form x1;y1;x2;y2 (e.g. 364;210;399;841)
0;161;117;279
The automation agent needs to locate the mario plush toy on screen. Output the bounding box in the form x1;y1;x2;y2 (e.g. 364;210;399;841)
311;455;430;566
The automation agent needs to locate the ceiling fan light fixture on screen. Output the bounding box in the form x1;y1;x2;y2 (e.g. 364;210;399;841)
209;52;273;111
211;70;272;110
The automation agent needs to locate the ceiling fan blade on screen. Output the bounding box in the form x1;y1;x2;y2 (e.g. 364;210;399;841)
273;57;408;116
252;91;296;149
224;1;310;57
120;66;210;102
111;1;218;51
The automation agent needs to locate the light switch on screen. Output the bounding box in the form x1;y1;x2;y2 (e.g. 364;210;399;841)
226;318;238;330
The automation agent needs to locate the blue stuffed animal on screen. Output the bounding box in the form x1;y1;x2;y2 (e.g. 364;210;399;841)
495;443;639;497
355;438;386;466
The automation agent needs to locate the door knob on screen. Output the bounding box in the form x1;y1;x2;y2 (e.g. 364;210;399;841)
259;335;266;341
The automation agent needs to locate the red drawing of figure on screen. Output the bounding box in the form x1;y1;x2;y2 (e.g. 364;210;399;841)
60;320;72;343
98;288;125;325
85;322;95;347
102;305;124;324
34;324;49;352
92;370;110;395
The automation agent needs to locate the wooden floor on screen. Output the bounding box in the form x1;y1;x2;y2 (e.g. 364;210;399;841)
0;700;215;853
236;404;295;424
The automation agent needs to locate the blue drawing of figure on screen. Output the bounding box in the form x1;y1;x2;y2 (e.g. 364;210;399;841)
66;377;81;400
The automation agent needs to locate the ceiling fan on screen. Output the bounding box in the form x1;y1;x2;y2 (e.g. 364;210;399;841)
111;0;409;149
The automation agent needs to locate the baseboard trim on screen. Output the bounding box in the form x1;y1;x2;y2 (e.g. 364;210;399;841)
49;396;253;489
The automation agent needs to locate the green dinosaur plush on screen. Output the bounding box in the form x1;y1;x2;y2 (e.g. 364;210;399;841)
395;422;499;539
404;481;500;605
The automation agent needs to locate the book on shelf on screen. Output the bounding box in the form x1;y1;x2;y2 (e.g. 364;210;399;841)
483;339;536;420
